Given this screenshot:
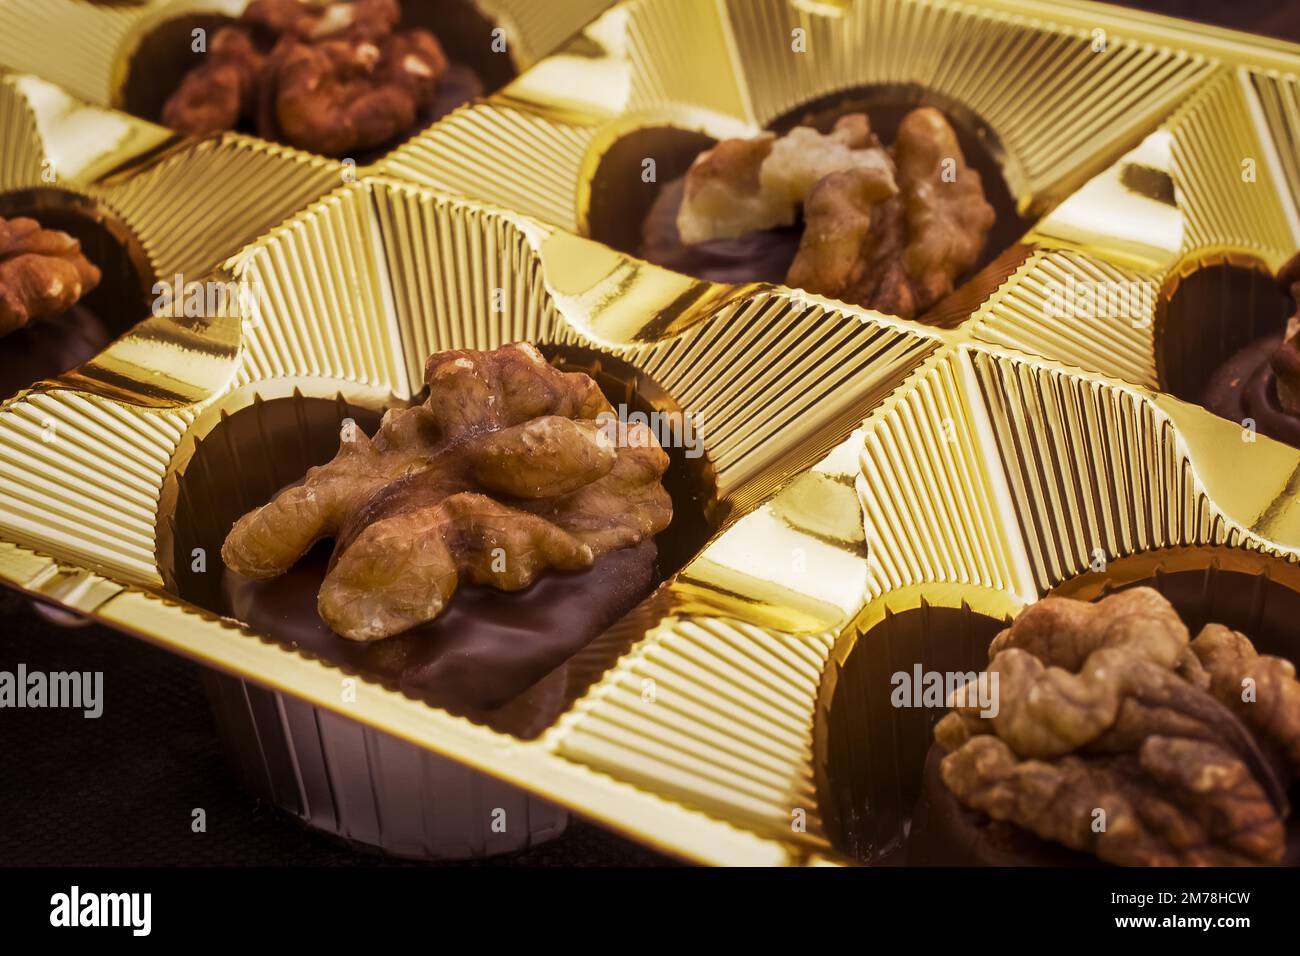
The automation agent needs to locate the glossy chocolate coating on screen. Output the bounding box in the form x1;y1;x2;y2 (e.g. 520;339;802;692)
223;539;658;734
906;744;1097;866
640;177;802;285
1201;336;1300;449
0;305;110;401
635;95;1024;296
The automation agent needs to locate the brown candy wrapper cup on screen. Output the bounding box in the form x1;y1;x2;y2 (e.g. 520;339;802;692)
160;344;715;855
203;669;569;859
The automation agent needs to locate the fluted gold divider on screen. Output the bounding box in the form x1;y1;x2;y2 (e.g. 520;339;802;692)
0;0;151;106
1251;67;1300;243
489;0;618;68
96;134;343;280
1169;70;1295;260
225;184;409;394
970;249;1163;388
0;74;44;186
0;391;194;586
970;67;1298;388
965;345;1300;591
549;615;838;851
858;347;1033;602
380;0;1217;229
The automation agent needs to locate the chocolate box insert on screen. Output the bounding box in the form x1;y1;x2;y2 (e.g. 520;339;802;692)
815;553;1300;865
161;347;717;739
602;83;1029;318
116;0;518;160
0;187;156;400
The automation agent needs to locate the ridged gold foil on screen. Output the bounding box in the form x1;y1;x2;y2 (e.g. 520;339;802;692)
974;65;1300;389
4;1;1300;867
0;176;935;863
379;0;1219;229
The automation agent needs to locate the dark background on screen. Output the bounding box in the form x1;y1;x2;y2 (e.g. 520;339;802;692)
1;0;1296;867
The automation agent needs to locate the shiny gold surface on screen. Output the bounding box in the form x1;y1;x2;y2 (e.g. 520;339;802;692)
3;1;1300;867
379;0;1219;228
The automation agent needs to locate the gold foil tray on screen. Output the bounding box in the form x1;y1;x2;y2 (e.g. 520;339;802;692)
378;0;1222;233
6;1;1300;867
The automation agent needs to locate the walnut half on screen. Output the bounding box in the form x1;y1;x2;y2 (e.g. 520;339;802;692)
222;344;674;641
934;587;1299;866
0;216;102;337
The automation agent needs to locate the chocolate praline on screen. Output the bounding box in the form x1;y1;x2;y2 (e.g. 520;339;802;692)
223;539;659;732
0;305;110;401
1200;336;1300;448
906;741;1300;867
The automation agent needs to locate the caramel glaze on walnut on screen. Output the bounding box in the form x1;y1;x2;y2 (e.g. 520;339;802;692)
0;216;102;337
934;588;1300;866
222;344;674;642
676;108;995;320
161;0;448;156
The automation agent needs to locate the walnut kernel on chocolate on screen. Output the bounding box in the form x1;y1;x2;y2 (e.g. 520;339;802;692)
676;114;897;244
934;587;1300;866
675;107;994;319
222;344;673;642
0;216;102;337
160;0;449;156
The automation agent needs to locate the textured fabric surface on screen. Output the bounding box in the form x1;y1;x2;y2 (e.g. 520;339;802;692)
0;588;673;866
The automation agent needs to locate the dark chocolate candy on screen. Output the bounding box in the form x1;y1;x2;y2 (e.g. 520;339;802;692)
0;305;110;401
906;743;1097;867
1201;335;1300;449
636;94;1024;298
223;538;658;733
639;177;803;286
